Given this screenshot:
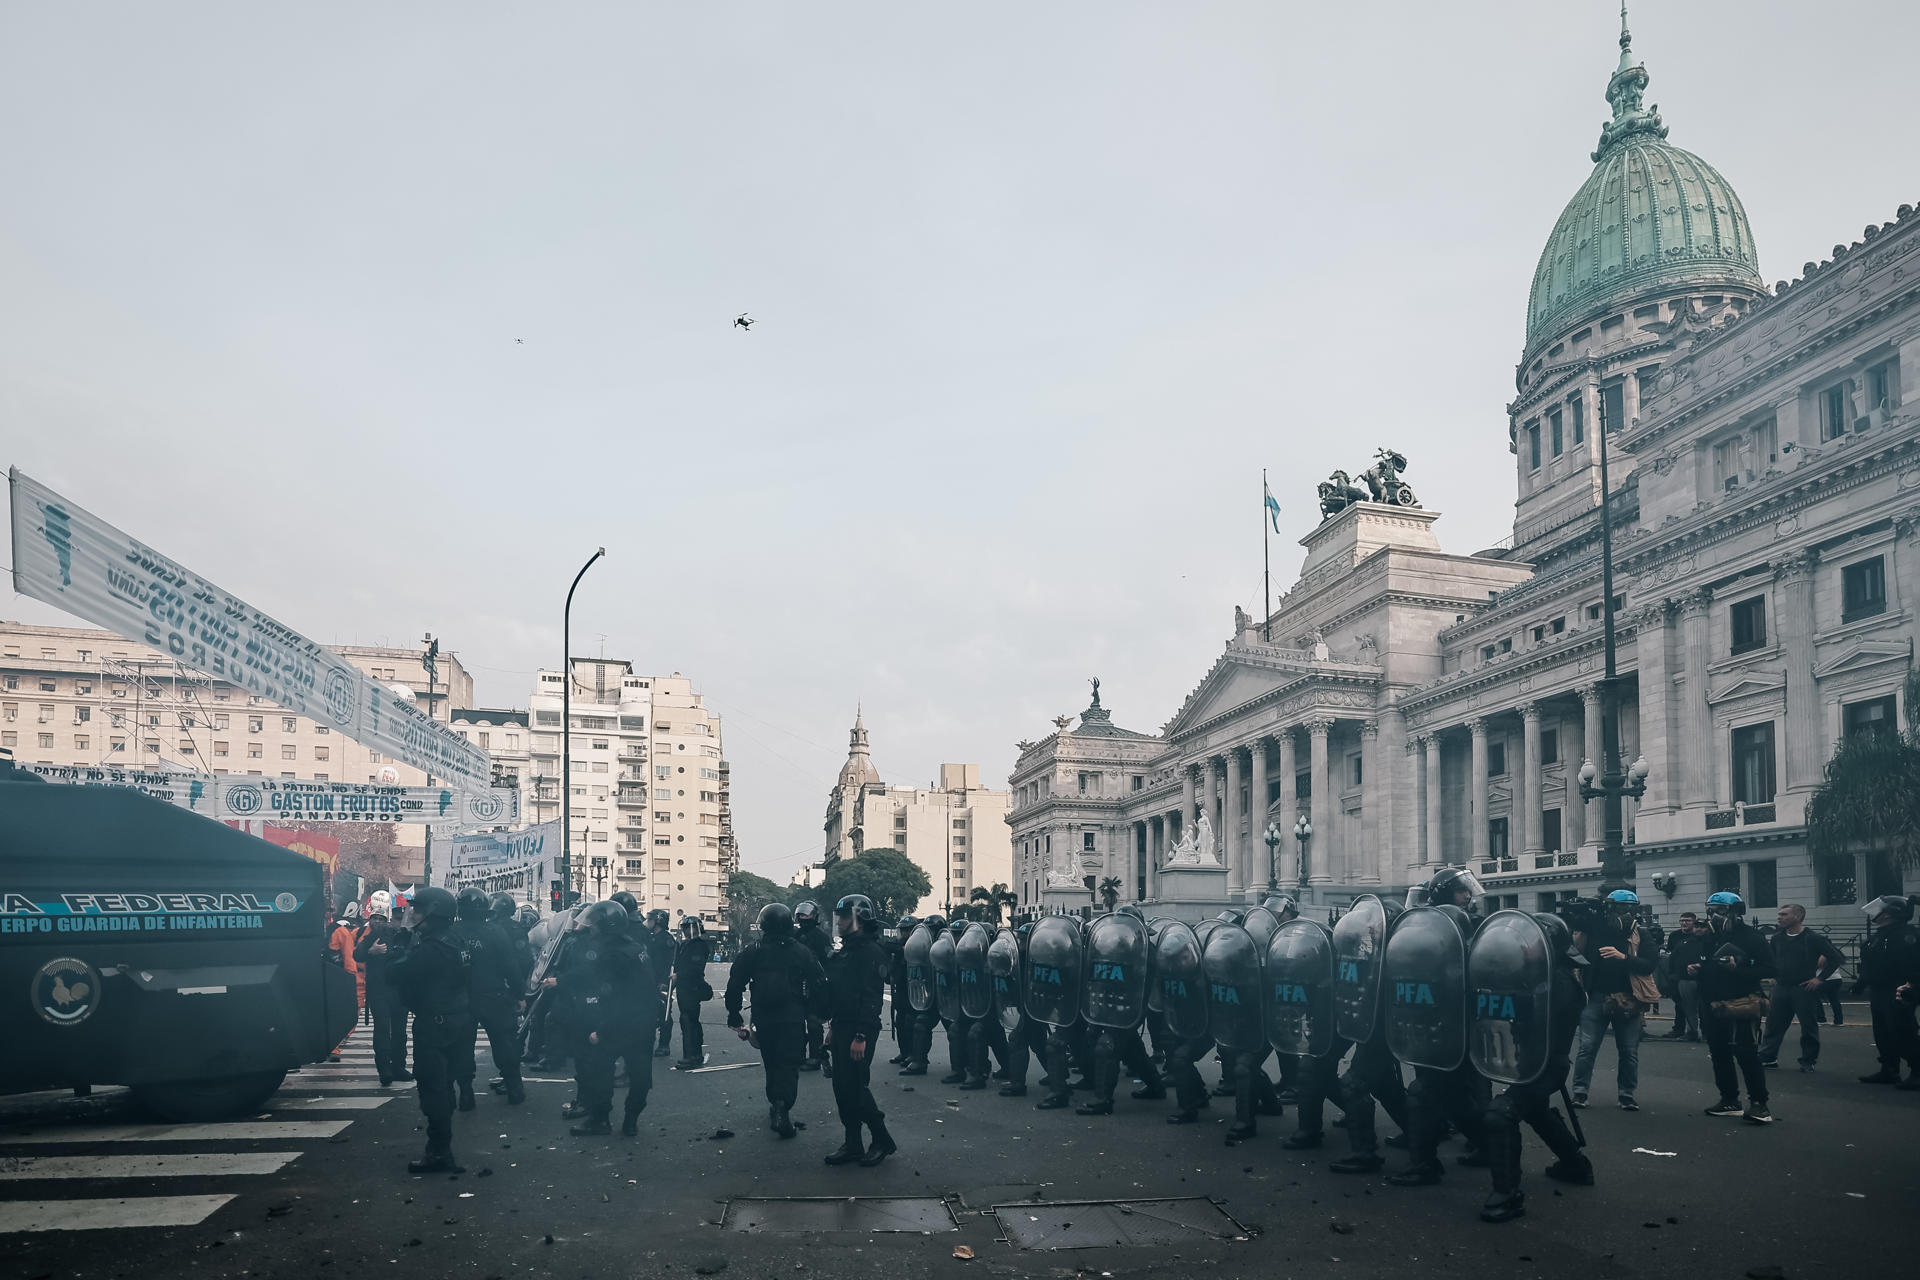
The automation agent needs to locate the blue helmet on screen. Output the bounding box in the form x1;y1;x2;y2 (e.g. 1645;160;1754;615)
1607;890;1640;905
1705;891;1743;909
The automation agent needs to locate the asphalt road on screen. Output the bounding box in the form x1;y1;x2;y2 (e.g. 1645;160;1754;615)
4;969;1915;1280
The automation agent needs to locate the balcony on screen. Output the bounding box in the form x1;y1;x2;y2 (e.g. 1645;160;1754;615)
1708;802;1777;829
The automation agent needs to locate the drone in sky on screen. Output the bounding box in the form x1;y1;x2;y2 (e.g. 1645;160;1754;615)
734;313;754;331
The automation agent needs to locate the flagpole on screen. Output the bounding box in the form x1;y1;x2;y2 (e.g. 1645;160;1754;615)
1262;468;1271;642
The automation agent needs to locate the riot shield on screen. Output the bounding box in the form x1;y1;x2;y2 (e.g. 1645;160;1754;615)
1193;918;1221;952
904;923;933;1013
1242;905;1282;952
988;927;1024;1033
1332;894;1388;1043
1202;922;1263;1051
1151;920;1210;1038
1023;915;1083;1028
1382;905;1470;1070
1264;919;1336;1058
1467;909;1554;1085
1081;912;1150;1030
958;922;993;1020
931;927;960;1022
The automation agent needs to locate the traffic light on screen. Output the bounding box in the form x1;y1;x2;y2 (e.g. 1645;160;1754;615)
550;880;563;912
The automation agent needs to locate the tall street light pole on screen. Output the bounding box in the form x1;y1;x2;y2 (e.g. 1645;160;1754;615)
1293;814;1313;892
1581;397;1648;892
562;548;606;907
1264;820;1282;893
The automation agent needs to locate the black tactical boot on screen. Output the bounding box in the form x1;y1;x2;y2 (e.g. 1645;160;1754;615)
1386;1161;1444;1186
1075;1099;1114;1116
407;1146;464;1175
1166;1109;1201;1124
1225;1120;1257;1141
560;1100;587;1119
824;1125;866;1165
1034;1094;1070;1110
570;1113;613;1137
621;1098;646;1137
772;1104;797;1139
997;1085;1028;1097
1281;1130;1323;1150
1132;1084;1168;1100
504;1075;526;1106
939;1070;967;1085
1329;1152;1383;1173
858;1116;896;1167
456;1081;476;1112
1544;1155;1594;1185
1480;1190;1526;1223
958;1075;988;1091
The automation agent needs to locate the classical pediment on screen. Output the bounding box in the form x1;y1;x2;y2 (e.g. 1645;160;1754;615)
1812;640;1910;681
1705;671;1786;705
1164;656;1292;739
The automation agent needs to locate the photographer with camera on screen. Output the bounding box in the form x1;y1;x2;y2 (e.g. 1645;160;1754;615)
1693;891;1775;1124
1567;890;1658;1111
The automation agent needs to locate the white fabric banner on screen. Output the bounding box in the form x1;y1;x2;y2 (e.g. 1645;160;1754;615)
438;820;559;892
9;469;493;792
17;762;518;827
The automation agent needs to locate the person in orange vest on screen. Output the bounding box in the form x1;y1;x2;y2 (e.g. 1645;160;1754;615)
328;906;362;1061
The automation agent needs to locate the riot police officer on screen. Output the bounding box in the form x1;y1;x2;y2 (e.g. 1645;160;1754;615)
726;903;827;1137
1320;896;1410;1173
992;925;1034;1096
1475;912;1593;1223
822;895;897;1166
1154;920;1214;1124
884;916;914;1064
1078;908;1164;1115
900;914;948;1076
1857;895;1920;1086
386;886;472;1174
353;890;412;1088
453;887;525;1109
793;901;833;1071
637;906;677;1057
1387;880;1489;1185
672;915;713;1069
547;899;657;1136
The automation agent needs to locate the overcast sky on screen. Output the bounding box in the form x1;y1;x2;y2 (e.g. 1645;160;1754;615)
4;2;1913;881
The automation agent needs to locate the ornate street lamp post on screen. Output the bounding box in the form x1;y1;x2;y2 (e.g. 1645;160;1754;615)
1292;814;1313;891
561;547;605;906
1263;820;1283;893
1582;396;1650;892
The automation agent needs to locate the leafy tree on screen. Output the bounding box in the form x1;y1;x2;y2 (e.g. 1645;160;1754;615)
724;870;798;951
818;848;933;922
1098;876;1122;913
970;882;1017;925
1807;669;1920;871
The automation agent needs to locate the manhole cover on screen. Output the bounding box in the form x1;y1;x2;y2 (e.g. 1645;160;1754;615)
722;1197;957;1233
991;1198;1247;1250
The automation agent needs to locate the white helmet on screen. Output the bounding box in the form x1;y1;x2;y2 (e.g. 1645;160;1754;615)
368;890;394;917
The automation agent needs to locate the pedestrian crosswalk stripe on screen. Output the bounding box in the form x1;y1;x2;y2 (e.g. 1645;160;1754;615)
0;1120;349;1144
0;1152;302;1180
0;1195;236;1232
261;1096;393;1112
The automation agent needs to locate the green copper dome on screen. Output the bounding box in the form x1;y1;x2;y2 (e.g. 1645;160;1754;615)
1523;11;1762;363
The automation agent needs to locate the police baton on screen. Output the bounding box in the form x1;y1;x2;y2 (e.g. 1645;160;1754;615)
1559;1084;1588;1147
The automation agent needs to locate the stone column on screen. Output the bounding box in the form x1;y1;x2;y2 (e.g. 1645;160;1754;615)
1680;589;1714;810
1277;730;1298;869
1469;718;1490;865
1180;766;1196;841
1224;748;1245;899
1247;737;1268;898
1568;692;1595;850
1520;702;1543;858
1358;720;1381;883
1424;733;1443;865
1775;551;1820;791
1376;705;1405;883
1634;602;1677;817
1307;719;1333;885
1201;757;1219;865
1146;816;1161;901
1411;734;1430;866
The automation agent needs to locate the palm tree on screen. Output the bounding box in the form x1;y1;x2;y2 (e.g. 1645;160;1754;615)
1098;876;1122;913
1806;669;1920;871
970;882;1016;926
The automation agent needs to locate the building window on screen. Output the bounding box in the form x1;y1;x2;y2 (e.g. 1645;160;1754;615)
1866;359;1901;413
38;732;54;749
1817;853;1856;906
1487;741;1507;777
1600;382;1625;435
1747;859;1778;910
1527;424;1541;469
1549;409;1564;457
655;788;672;801
249;717;264;733
1488;817;1509;859
1480;637;1512;662
281;744;297;760
1295;770;1310;802
1709;863;1742;895
214;741;228;757
1349;753;1363;786
1731;722;1776;806
314;745;329;761
248;742;263;758
1841;556;1886;622
1570;395;1586;444
1842;695;1898;741
1541;809;1562;855
1729;596;1767;654
281;717;297;733
1132;774;1144;791
1540;729;1558;766
1821;382;1853;440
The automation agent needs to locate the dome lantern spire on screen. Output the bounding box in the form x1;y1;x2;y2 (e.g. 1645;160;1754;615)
1593;2;1667;161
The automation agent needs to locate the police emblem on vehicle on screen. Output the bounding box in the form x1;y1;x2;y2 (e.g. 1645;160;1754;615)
34;957;100;1026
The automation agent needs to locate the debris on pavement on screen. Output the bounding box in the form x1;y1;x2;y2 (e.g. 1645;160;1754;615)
1631;1148;1677;1157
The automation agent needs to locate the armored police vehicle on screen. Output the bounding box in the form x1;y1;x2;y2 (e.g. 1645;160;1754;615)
1;763;359;1120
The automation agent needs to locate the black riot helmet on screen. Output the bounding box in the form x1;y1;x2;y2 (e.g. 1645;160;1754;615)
835;894;878;932
456;887;491;920
923;913;947;934
948;918;967;941
488;892;517;923
514;905;540;930
1263;893;1300;922
680;915;705;938
758;902;794;938
410;886;458;930
610;891;640;920
1117;904;1147;922
1425;866;1485;909
1533;913;1588;968
648;908;672;930
1216;908;1246;926
794;900;821;927
1862;894;1915;927
897;914;920;932
580;899;629;937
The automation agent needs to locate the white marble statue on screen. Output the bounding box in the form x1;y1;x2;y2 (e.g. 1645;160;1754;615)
1046;840;1084;889
1164;813;1223;868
